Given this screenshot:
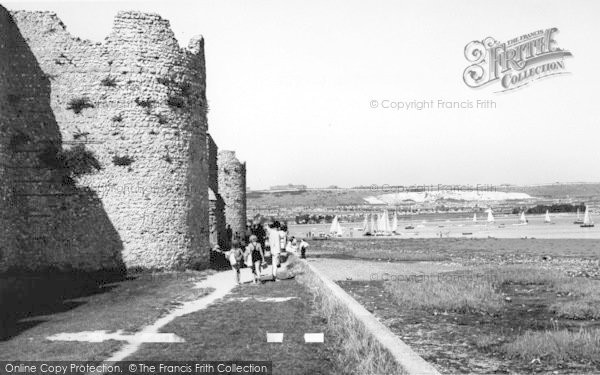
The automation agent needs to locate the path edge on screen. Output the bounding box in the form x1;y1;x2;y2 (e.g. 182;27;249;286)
300;259;441;375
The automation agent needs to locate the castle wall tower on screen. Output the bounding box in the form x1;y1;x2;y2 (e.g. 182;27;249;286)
0;7;209;272
217;150;247;241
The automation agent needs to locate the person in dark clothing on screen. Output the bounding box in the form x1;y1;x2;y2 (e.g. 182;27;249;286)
245;235;265;284
299;238;309;259
244;224;252;243
254;223;266;247
226;224;233;249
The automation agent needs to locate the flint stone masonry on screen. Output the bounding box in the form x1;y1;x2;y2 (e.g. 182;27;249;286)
206;134;226;249
208;188;225;249
0;6;209;272
217;150;247;240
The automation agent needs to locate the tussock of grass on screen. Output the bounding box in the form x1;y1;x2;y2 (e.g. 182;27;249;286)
350;249;449;262
501;329;600;364
112;154;135;166
551;301;600;319
550;278;600;319
384;265;600;321
485;265;565;286
294;260;406;375
66;97;94;114
473;334;500;351
554;277;600;297
381;265;569;315
384;276;502;313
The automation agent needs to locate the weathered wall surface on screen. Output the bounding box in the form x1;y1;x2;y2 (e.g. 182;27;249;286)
0;7;209;272
208;188;225;249
206;134;226;249
207;134;218;193
217;150;247;240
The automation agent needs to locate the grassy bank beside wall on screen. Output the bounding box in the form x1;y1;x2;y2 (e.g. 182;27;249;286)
292;259;440;375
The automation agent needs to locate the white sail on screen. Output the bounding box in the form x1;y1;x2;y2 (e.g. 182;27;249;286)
487;209;495;223
382;210;391;233
473;213;477;222
370;214;376;233
329;216;337;233
377;213;385;232
583;206;594;225
392;212;399;232
519;211;527;224
544;210;551;223
330;216;342;235
362;215;368;231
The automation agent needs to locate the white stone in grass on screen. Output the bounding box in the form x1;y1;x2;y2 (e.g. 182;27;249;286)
233;297;297;303
266;333;284;343
304;333;324;343
47;330;185;343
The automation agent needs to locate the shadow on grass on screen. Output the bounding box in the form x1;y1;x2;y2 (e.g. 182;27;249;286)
0;269;124;341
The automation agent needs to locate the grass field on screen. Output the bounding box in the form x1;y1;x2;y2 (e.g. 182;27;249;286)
128;271;356;375
2;258;386;374
310;237;600;374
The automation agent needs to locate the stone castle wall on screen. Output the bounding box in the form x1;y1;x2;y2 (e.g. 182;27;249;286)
206;134;226;249
0;7;209;272
217;150;246;240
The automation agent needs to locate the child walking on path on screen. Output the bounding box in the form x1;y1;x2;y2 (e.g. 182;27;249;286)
228;240;244;285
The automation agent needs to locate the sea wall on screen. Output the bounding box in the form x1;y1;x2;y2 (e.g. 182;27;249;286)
0;7;209;272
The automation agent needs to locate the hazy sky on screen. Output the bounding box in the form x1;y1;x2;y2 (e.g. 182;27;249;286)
5;0;600;189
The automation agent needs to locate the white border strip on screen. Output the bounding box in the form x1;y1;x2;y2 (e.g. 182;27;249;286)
266;333;284;343
304;333;324;343
304;260;441;375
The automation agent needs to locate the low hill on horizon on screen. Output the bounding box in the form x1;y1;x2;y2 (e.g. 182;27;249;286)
247;183;600;208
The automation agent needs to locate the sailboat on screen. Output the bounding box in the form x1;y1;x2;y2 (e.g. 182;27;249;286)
517;211;528;225
391;212;399;234
376;212;385;235
487;208;495;223
362;215;369;233
329;215;343;236
574;208;584;224
544;210;551;223
381;210;391;235
473;213;477;223
581;206;594;228
370;214;377;235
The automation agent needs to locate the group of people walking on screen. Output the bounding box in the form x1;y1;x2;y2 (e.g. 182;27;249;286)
222;221;309;285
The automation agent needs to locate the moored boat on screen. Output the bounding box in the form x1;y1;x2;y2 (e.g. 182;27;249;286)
574;208;584;224
581;206;594;228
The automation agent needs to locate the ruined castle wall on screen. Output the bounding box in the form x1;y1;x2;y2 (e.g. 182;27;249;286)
208;188;225;249
217;150;246;240
0;7;209;272
206;134;226;248
207;134;218;193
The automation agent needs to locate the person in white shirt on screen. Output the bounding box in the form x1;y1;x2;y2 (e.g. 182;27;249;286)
265;221;282;280
285;237;298;253
278;224;288;251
